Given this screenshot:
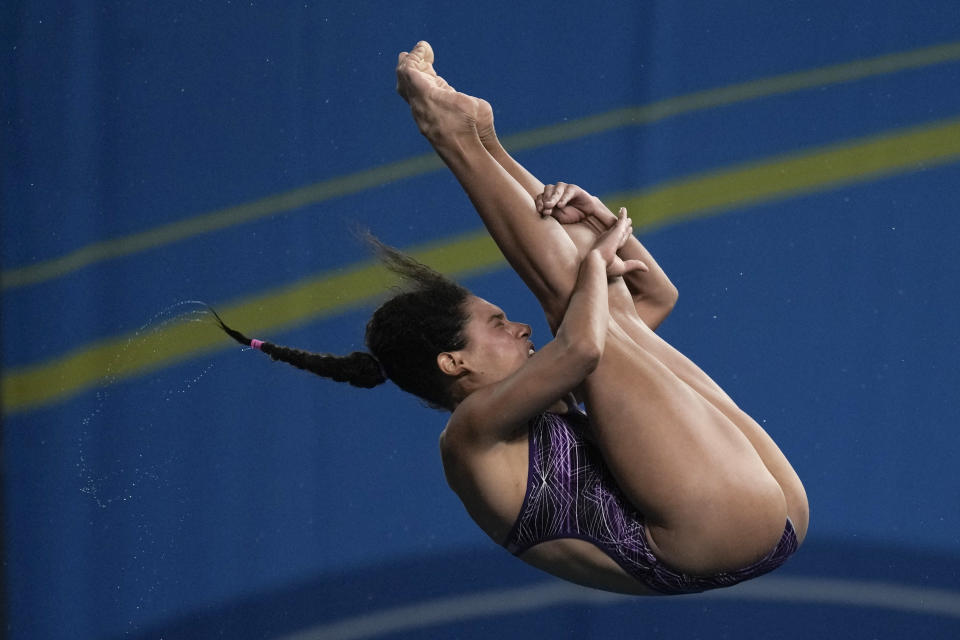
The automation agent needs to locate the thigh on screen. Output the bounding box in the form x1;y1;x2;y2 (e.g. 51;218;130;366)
603;286;808;543
577;323;787;574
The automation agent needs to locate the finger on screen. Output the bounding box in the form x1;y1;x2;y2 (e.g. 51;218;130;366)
555;205;581;224
544;183;562;207
535;194;545;214
540;184;554;202
616;217;633;247
548;182;568;207
555;182;568;199
550;182;568;206
557;183;578;208
540;187;555;215
623;259;649;273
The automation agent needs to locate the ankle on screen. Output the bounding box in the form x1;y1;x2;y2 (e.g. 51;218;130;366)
423;123;476;146
478;126;499;151
426;126;485;160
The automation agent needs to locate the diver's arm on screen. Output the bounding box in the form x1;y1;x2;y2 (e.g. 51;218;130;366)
480;114;678;328
450;216;642;444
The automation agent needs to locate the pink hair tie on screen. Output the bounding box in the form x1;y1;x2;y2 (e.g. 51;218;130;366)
250;339;264;351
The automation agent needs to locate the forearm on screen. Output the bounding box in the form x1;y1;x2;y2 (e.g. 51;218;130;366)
556;251;609;364
483;132;676;307
585;202;678;307
618;234;678;308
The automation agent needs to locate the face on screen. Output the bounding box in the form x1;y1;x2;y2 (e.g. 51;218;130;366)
452;296;534;386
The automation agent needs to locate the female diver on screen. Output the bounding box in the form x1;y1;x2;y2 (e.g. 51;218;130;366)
217;41;808;595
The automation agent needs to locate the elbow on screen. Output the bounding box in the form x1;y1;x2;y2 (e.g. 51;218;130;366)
638;285;678;331
664;284;679;311
580;340;603;373
561;333;602;374
632;279;678;310
648;283;679;315
654;277;679;308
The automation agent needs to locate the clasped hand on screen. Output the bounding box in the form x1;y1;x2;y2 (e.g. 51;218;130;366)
536;182;647;277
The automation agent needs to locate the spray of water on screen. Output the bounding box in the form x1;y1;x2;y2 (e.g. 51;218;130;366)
76;300;218;508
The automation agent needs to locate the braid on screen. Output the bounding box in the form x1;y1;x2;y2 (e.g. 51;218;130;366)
258;344;386;388
209;307;386;388
210;233;471;409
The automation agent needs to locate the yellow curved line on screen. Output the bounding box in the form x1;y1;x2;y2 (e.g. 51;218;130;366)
4;39;960;291
5;116;960;415
2;231;504;414
618;116;960;229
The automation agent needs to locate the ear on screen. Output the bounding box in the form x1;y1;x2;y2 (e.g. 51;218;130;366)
437;352;468;377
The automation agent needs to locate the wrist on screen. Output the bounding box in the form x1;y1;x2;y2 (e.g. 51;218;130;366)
585;249;607;269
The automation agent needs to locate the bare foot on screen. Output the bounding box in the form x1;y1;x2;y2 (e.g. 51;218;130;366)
474;96;497;148
396;41;492;143
395;41;450;100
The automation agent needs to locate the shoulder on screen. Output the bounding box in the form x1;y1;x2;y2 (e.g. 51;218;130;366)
437;408;480;476
439;408;532;543
442;389;528;452
439;397;531;489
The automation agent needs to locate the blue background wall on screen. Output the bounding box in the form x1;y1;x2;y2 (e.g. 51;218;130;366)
3;2;959;638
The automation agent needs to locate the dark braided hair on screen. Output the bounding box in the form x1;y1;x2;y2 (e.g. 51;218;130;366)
213;237;471;409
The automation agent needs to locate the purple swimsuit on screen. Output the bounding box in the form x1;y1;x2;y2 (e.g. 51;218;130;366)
502;410;798;595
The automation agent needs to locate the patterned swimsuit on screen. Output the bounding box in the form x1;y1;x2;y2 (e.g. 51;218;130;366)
501;410;798;594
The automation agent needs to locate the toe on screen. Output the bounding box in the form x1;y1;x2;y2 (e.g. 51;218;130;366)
413;40;434;63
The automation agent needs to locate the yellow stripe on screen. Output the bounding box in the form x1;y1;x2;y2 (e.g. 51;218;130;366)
618;116;960;229
2;232;504;414
5;117;960;415
0;154;440;291
503;40;960;152
4;39;960;291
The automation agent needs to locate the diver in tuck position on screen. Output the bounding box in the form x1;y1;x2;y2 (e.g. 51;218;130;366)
217;41;808;594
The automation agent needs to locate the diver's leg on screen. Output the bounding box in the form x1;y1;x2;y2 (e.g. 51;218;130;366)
566;222;808;543
577;320;788;575
607;292;809;543
397;42;581;326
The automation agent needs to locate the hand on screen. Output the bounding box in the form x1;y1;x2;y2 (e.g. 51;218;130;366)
589;208;649;278
536;182;617;229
